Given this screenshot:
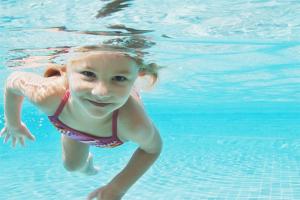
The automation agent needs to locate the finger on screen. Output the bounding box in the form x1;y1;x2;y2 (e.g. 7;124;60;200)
12;136;17;148
19;137;26;147
86;191;97;200
0;126;7;137
25;132;35;142
4;132;11;143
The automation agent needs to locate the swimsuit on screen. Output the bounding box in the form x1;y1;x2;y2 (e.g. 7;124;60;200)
48;89;124;148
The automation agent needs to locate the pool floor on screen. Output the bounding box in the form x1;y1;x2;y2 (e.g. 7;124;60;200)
1;108;300;199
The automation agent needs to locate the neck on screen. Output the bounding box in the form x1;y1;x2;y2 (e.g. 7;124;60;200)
66;95;114;125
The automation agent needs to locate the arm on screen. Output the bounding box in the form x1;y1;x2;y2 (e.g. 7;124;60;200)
108;122;162;193
1;72;35;147
4;73;25;127
108;146;161;194
1;71;66;147
87;122;162;200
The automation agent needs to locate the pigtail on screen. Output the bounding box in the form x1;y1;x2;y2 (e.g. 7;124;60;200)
44;65;67;77
138;63;163;89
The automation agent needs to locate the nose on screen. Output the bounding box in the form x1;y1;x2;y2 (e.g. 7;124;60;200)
91;80;110;97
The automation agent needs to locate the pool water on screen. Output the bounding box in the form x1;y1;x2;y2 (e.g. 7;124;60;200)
1;0;300;199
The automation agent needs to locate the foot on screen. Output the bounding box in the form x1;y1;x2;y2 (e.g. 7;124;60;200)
79;153;100;176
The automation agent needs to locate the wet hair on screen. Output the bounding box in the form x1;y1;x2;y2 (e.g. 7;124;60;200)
44;64;67;77
44;36;163;88
44;55;161;88
135;60;162;88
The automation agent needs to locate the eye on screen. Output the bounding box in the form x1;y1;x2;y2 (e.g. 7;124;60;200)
82;71;96;77
113;76;126;82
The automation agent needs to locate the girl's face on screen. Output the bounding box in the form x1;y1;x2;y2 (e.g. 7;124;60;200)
67;53;139;118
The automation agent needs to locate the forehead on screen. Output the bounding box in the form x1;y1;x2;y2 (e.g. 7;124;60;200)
71;53;138;70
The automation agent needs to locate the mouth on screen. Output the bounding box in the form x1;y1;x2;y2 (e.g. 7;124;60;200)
88;100;111;107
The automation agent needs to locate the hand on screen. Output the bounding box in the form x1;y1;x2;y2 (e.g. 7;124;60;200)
1;122;35;148
86;186;124;200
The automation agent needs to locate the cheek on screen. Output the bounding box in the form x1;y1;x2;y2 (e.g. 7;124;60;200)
115;86;129;96
114;85;132;99
68;75;92;91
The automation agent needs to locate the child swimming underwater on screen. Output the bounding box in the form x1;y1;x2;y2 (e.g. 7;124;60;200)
1;42;163;199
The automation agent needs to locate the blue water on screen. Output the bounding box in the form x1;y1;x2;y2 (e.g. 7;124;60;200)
1;0;300;199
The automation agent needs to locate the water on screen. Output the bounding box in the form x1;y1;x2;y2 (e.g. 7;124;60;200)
1;0;300;199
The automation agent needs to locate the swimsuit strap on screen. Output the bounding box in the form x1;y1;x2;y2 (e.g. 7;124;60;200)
51;89;70;118
51;89;120;140
112;109;119;137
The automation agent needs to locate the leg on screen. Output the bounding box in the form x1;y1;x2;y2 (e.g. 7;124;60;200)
61;135;100;176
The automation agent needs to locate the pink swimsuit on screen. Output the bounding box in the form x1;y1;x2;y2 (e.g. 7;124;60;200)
48;89;124;148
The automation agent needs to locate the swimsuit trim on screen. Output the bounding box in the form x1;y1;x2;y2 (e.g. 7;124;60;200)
48;89;123;143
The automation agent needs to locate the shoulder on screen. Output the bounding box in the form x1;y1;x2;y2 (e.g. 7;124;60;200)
7;71;68;116
118;95;162;154
36;76;68;116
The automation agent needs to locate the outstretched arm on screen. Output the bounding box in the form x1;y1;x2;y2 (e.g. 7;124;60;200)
87;123;162;200
4;72;27;127
1;71;66;147
1;72;35;147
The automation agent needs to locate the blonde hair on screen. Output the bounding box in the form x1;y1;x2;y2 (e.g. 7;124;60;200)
44;56;162;89
44;36;164;88
44;64;66;77
135;59;162;88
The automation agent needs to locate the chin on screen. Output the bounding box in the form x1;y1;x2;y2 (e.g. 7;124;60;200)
86;109;110;119
85;105;119;119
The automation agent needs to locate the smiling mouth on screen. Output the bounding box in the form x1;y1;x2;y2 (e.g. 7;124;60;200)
88;100;111;107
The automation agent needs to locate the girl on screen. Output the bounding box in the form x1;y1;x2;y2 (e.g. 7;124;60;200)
1;48;163;199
